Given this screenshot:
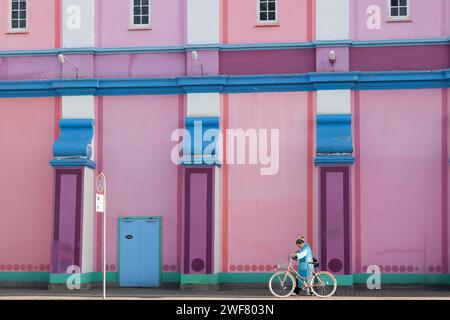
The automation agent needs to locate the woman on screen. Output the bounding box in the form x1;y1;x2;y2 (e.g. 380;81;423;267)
291;236;314;295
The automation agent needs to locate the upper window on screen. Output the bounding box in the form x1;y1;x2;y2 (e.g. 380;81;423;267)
258;0;278;24
9;0;28;31
130;0;151;28
388;0;409;19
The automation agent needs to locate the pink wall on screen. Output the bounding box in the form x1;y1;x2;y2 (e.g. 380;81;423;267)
359;89;444;273
0;98;55;272
226;0;309;44
102;95;180;271
96;0;184;48
0;0;56;50
94;53;186;78
352;0;448;40
227;92;309;271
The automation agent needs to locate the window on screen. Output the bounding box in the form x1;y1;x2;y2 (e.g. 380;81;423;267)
130;0;151;28
389;0;409;19
9;0;27;31
258;0;278;24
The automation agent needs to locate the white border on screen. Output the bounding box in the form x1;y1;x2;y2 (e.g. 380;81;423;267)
387;0;411;20
7;0;28;33
129;0;152;30
256;0;279;25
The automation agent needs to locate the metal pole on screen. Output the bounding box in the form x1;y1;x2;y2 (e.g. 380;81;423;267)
103;173;107;300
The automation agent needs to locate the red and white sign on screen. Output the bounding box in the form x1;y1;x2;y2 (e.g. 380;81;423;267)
96;172;106;213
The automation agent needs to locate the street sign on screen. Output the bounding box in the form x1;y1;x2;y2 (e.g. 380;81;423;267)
96;172;105;194
96;194;105;213
95;171;107;300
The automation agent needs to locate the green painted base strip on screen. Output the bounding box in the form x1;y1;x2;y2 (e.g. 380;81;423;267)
162;272;181;283
0;272;50;282
353;273;450;285
2;272;450;285
50;272;118;284
181;274;219;285
334;275;353;286
219;272;271;283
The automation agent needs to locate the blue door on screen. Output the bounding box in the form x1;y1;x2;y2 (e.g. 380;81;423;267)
119;218;161;287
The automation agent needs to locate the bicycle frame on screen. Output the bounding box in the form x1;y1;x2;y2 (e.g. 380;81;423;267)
276;257;319;290
270;257;337;298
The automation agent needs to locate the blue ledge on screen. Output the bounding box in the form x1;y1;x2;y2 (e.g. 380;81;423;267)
1;37;450;57
180;156;221;167
316;114;353;154
315;156;355;166
0;70;450;98
184;117;220;160
53;119;95;158
50;158;96;169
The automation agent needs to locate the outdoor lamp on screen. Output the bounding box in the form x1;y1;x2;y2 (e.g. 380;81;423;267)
191;50;204;76
58;53;80;79
329;50;337;65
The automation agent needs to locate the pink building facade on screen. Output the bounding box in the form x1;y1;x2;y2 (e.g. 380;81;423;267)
0;0;449;288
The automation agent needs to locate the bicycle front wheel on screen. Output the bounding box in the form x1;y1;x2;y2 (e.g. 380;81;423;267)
268;271;296;298
309;271;337;298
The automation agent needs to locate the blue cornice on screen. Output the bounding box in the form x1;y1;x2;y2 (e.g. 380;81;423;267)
50;158;96;169
315;156;355;166
1;70;450;98
1;37;449;57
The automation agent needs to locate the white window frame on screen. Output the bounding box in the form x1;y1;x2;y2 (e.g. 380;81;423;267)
129;0;151;30
387;0;410;20
8;0;28;33
256;0;279;25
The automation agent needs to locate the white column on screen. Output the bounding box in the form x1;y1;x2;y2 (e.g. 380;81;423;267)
62;95;95;274
316;90;351;115
62;0;95;48
316;0;350;40
186;93;221;117
186;93;222;274
187;0;220;44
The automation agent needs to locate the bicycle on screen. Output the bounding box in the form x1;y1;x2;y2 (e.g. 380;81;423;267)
268;256;337;298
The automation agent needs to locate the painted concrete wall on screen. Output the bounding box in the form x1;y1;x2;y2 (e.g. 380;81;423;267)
62;0;94;48
226;0;309;44
0;0;57;50
227;92;309;272
0;98;55;272
316;0;349;40
96;0;185;48
101;95;180;273
187;0;219;44
359;89;444;274
352;0;448;40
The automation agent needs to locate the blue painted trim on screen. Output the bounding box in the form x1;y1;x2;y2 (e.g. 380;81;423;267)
180;157;222;167
50;158;96;169
1;37;449;57
53;119;95;158
51;119;95;169
220;42;315;51
350;37;450;48
315;156;355;166
0;70;450;97
316;114;353;154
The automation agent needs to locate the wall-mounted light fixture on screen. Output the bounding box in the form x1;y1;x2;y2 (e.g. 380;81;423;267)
329;50;337;66
58;54;80;79
191;50;204;76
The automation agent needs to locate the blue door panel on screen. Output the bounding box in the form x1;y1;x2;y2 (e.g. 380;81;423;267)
119;218;160;287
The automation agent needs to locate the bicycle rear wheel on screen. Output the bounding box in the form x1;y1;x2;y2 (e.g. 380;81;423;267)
309;271;337;298
268;272;296;298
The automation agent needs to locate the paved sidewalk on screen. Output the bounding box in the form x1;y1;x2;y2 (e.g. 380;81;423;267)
0;285;449;300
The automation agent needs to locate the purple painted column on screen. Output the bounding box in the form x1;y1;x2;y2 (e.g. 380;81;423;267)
320;167;351;275
51;169;83;274
184;167;213;275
